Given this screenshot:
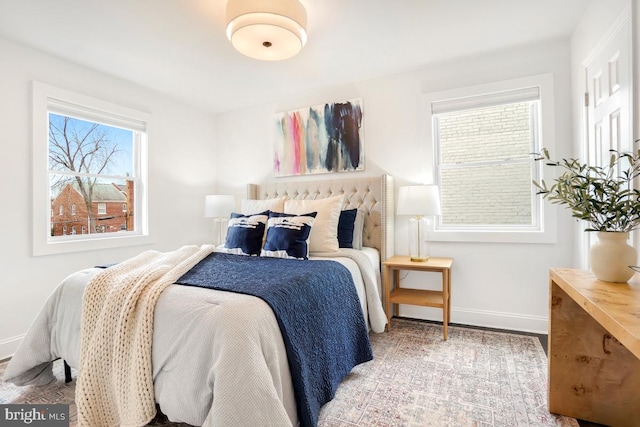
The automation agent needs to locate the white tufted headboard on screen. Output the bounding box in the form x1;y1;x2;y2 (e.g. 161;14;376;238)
246;175;395;263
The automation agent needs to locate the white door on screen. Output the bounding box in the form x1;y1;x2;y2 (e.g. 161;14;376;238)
583;9;633;266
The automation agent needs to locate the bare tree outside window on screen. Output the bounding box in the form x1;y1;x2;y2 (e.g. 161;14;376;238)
48;114;134;236
33;82;149;255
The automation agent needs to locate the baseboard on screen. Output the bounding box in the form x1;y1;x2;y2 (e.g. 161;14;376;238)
398;305;548;335
0;334;24;361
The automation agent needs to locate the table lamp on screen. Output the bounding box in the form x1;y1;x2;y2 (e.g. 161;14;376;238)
204;195;235;246
396;185;441;261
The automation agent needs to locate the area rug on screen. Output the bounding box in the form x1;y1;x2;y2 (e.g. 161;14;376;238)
0;318;577;427
318;318;577;427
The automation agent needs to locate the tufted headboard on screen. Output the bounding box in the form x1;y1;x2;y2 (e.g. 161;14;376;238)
246;175;394;263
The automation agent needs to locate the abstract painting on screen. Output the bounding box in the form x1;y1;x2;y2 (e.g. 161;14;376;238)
273;98;364;176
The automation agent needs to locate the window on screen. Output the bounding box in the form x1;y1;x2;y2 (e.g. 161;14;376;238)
123;203;127;212
423;74;556;243
33;82;151;255
435;90;539;227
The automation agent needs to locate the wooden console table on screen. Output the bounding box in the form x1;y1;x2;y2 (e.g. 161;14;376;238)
548;268;640;426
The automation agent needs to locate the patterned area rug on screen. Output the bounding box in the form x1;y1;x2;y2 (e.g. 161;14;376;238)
319;319;577;427
0;318;577;427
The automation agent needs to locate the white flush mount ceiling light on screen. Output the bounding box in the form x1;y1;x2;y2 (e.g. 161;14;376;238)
226;0;307;61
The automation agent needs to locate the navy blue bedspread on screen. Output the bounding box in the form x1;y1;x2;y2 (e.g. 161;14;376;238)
175;252;373;427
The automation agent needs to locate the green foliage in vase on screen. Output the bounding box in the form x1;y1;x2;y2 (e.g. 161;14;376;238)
533;146;640;232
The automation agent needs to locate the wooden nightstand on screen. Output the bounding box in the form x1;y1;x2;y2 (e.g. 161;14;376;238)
382;255;454;340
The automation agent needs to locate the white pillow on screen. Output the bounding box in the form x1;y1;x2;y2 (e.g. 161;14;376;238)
241;197;286;215
352;209;365;250
284;194;344;252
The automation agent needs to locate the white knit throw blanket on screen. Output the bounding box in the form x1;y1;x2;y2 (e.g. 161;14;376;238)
75;244;214;427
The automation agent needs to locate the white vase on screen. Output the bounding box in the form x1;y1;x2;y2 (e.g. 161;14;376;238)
589;231;637;282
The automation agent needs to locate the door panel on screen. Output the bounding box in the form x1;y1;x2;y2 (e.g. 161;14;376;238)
584;11;632;264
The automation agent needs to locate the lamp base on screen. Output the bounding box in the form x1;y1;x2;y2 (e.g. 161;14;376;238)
212;217;227;247
408;215;431;262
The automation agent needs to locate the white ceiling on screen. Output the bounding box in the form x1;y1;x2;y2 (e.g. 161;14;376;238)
0;0;592;114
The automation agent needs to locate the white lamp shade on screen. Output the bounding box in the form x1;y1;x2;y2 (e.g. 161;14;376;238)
226;0;307;61
204;195;235;218
396;185;441;216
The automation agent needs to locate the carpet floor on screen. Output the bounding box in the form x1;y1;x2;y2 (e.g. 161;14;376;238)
0;318;578;426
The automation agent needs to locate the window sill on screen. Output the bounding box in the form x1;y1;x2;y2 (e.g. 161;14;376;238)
33;233;153;256
430;229;556;244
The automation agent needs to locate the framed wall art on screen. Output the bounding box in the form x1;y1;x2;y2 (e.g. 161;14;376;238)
273;98;364;176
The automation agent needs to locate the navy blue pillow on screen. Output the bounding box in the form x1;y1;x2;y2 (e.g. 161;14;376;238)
222;211;269;256
337;209;357;248
261;211;317;260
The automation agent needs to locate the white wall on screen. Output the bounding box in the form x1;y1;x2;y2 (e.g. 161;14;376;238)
0;37;217;359
216;39;576;333
636;0;640;151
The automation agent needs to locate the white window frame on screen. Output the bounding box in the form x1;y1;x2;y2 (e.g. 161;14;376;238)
97;203;107;215
33;81;152;256
422;74;557;244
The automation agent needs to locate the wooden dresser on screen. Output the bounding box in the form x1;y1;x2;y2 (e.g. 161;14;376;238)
548;268;640;426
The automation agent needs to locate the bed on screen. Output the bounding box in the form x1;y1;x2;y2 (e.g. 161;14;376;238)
3;174;394;427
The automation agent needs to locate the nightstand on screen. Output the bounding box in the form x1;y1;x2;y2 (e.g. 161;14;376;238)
382;255;454;340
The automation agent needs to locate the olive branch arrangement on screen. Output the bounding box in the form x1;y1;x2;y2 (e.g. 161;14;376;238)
532;145;640;232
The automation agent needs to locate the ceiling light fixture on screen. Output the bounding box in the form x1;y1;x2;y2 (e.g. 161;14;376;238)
225;0;307;61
